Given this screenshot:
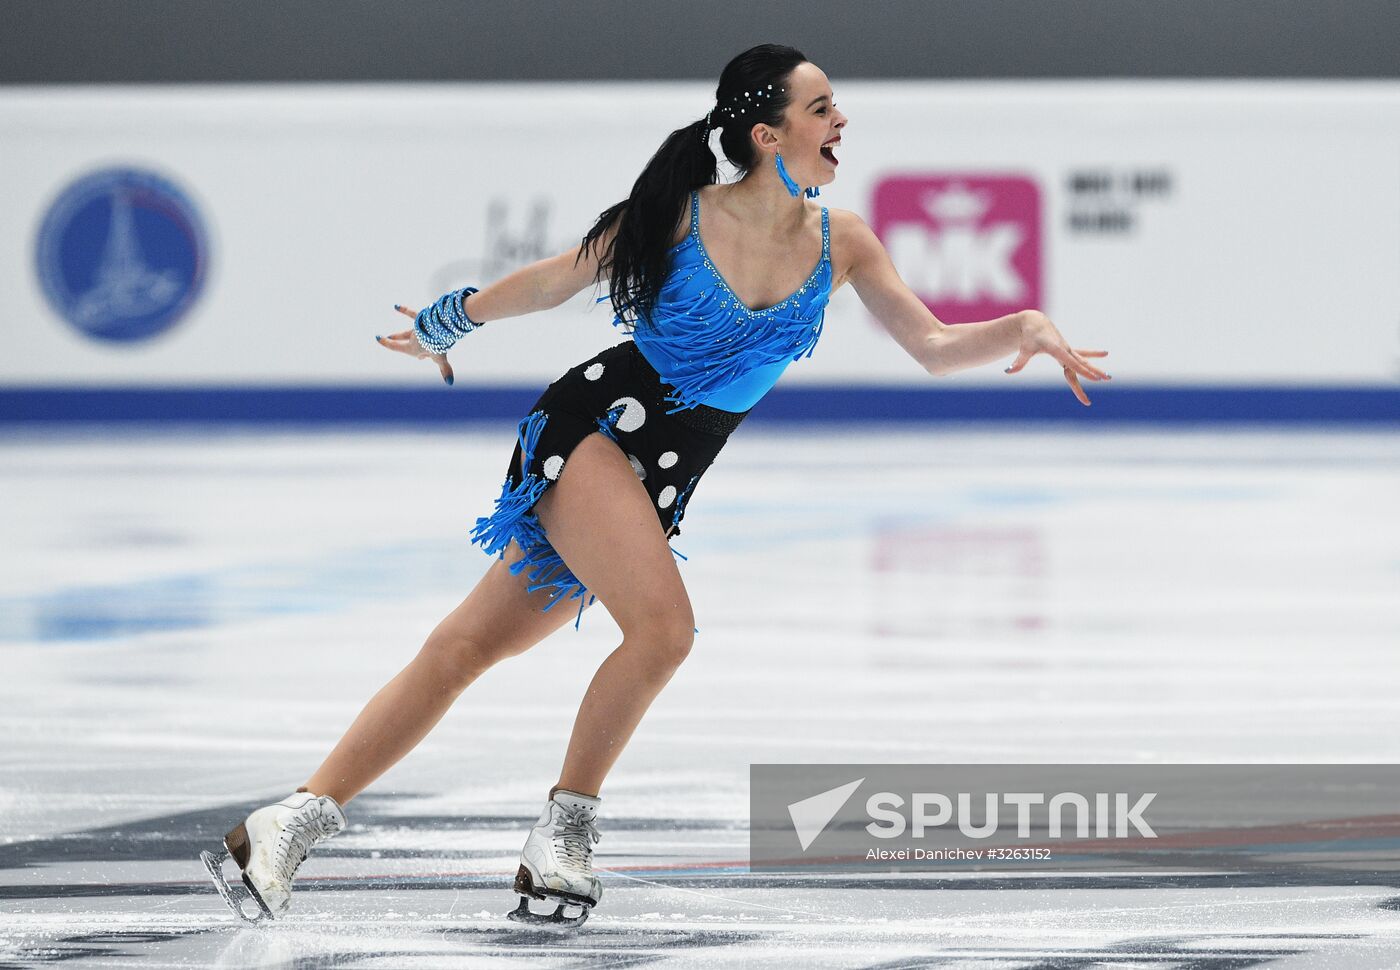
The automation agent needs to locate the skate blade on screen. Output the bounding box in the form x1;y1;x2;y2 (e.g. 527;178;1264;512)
507;864;593;928
506;894;590;929
201;849;275;924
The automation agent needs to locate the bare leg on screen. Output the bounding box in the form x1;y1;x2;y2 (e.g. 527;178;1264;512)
550;626;686;797
302;539;591;806
531;433;697;798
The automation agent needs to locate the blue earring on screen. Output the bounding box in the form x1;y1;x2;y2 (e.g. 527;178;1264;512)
774;152;801;197
775;152;822;198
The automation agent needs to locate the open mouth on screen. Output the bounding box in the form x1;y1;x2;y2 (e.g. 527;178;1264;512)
820;144;839;166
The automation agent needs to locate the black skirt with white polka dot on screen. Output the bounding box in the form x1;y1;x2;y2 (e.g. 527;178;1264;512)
467;339;750;630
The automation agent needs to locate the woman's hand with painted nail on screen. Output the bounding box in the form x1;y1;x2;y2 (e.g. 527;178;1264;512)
375;306;455;386
1003;310;1110;406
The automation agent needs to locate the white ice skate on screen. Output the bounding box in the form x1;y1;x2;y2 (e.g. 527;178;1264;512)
200;790;346;923
507;788;603;928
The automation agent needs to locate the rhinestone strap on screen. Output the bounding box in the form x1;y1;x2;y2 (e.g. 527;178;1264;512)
414;285;482;355
689;190;830;317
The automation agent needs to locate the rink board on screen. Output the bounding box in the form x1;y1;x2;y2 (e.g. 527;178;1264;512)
2;80;1400;423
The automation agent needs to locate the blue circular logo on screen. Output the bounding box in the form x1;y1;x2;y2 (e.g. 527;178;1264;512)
36;167;209;343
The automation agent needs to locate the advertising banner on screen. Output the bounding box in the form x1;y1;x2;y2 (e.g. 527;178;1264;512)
3;81;1398;418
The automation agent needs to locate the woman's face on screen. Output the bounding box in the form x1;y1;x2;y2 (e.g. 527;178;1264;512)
774;62;847;191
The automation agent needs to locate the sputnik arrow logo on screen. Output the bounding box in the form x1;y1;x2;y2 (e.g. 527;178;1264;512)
787;778;865;851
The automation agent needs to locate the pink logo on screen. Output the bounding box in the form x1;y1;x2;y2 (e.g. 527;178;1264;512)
870;175;1041;323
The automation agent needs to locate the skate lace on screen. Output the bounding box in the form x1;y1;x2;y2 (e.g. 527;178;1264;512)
274;800;342;886
553;807;601;871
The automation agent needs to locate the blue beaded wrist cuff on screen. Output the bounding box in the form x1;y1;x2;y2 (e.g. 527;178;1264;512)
414;286;482;354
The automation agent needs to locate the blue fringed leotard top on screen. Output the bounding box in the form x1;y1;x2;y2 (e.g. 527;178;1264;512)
595;188;831;414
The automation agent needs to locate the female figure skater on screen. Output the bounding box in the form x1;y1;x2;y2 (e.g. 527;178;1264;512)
201;43;1108;928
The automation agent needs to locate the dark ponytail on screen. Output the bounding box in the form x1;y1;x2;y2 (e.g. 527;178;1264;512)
575;43;809;330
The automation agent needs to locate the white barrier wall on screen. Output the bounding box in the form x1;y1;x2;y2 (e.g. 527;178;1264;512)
3;80;1399;389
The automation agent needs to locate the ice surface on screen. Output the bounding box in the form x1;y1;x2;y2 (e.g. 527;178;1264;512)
3;425;1399;967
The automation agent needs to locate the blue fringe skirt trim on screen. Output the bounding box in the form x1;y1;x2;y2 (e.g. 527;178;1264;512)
468;410;597;631
468;341;747;633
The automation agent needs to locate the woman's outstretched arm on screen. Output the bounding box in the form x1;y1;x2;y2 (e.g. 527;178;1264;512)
461;224;618;324
842;211;1109;405
376;220;622;382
